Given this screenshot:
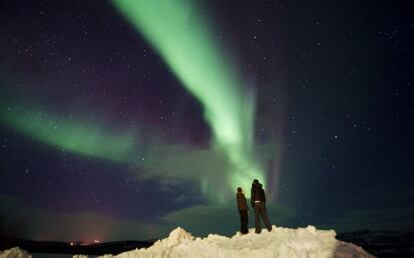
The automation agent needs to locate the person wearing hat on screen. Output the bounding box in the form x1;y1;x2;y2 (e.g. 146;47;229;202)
250;179;272;233
236;187;249;234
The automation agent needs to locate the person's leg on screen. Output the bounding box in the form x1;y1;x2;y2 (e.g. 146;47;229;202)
260;204;272;231
254;204;261;233
239;210;243;233
241;210;248;234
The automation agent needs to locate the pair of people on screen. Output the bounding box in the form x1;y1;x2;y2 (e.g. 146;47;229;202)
236;179;272;234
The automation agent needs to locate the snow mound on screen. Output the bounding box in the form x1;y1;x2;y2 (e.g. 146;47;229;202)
0;247;31;258
97;225;376;258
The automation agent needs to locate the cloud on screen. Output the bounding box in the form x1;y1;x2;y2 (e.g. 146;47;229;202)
316;187;414;232
161;203;297;237
132;144;243;203
320;206;414;232
0;195;171;241
0;194;297;241
146;145;231;182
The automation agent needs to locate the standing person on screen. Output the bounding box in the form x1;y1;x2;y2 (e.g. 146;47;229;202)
236;187;249;234
251;179;272;233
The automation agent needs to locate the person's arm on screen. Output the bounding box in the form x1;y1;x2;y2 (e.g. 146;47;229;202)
243;195;249;210
250;188;255;207
237;193;244;210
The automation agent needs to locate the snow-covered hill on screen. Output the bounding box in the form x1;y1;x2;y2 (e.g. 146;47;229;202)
0;225;376;258
96;225;375;258
0;247;31;258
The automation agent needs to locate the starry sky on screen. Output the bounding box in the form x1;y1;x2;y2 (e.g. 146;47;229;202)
0;0;413;242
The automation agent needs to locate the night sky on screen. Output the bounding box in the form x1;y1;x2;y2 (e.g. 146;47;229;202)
1;0;413;242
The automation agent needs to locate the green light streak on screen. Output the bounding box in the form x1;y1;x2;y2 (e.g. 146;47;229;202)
113;0;264;200
0;105;139;162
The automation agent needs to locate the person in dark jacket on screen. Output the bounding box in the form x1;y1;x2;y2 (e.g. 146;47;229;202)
251;179;272;233
236;187;249;234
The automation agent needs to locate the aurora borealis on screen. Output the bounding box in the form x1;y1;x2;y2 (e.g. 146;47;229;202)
112;0;263;199
1;0;413;242
0;104;140;162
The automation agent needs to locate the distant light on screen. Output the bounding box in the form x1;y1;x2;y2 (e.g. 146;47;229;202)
93;240;100;243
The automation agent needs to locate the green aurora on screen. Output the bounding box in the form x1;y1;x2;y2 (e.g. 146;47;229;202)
0;0;266;203
112;0;265;201
0;105;140;163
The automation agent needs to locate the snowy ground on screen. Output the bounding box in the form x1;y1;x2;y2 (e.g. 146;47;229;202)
0;247;31;258
0;225;376;258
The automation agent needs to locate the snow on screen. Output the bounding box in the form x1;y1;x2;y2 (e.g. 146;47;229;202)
1;225;376;258
98;225;375;258
0;247;31;258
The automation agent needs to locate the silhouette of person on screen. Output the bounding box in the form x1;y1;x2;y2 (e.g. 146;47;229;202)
251;179;272;233
236;187;249;234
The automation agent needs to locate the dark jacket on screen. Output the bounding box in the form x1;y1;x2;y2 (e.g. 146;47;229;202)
251;183;266;207
236;192;248;211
